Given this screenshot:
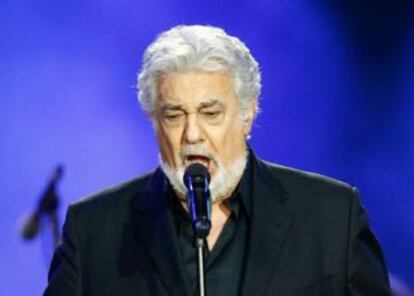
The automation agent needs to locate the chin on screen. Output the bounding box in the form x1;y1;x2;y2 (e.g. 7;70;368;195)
160;150;248;203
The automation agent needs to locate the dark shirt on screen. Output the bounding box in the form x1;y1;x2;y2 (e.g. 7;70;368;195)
168;161;251;296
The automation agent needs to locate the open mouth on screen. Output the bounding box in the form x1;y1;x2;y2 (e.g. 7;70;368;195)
185;155;210;170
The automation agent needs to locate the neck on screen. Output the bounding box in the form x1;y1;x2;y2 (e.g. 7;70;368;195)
207;201;232;250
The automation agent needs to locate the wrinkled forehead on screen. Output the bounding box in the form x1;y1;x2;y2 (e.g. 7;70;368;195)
156;70;237;105
156;67;234;87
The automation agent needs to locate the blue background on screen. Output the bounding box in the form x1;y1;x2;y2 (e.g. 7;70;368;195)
1;0;413;294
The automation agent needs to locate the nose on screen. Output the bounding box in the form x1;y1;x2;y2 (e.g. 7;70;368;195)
183;113;203;144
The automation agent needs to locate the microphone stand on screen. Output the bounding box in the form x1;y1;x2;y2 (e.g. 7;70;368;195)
195;237;207;296
188;184;210;296
184;164;211;296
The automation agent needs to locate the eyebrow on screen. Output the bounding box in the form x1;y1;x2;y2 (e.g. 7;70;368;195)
198;99;223;109
160;102;185;112
160;99;224;112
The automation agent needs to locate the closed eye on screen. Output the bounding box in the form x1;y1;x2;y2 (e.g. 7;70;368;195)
165;113;184;120
165;114;181;119
200;109;224;124
202;111;220;118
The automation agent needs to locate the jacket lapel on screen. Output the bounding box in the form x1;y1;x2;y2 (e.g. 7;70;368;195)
242;156;294;296
132;169;191;296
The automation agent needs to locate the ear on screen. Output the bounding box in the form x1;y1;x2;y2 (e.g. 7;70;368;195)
242;98;257;136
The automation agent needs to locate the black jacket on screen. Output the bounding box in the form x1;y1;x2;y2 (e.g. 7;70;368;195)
44;153;390;295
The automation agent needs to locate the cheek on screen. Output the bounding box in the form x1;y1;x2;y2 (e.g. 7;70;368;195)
213;122;246;158
157;126;183;159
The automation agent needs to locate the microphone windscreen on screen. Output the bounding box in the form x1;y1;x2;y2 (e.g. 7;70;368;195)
183;163;210;187
20;214;40;240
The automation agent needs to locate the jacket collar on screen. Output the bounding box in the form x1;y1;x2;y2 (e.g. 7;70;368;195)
241;152;294;296
132;168;191;296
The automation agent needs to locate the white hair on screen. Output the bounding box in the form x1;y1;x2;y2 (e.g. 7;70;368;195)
137;25;261;119
159;145;248;203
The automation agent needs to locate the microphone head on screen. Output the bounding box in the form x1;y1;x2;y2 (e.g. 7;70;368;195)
20;213;40;240
183;163;210;187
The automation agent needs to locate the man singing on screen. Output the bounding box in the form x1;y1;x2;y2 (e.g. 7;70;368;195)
44;25;391;295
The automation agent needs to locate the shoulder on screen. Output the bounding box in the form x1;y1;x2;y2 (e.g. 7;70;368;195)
255;158;358;209
67;170;156;221
261;159;354;191
254;158;366;245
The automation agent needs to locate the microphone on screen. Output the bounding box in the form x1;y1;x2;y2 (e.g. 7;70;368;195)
183;163;212;239
20;165;63;240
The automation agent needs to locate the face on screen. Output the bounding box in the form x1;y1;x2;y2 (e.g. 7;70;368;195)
153;70;255;200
